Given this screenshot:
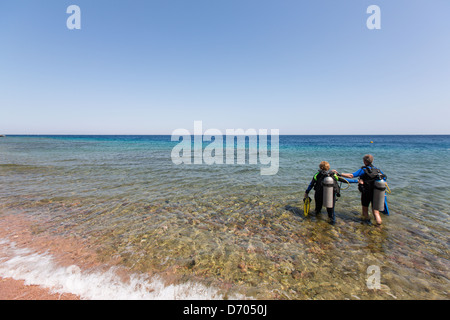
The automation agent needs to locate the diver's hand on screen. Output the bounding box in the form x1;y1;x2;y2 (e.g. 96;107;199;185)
303;193;308;199
331;169;341;176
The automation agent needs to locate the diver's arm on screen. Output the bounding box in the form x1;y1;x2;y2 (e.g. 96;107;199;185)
304;178;315;198
341;169;366;179
331;169;354;179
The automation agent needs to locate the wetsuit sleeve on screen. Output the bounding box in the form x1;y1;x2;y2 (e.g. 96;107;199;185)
352;168;365;178
305;177;316;193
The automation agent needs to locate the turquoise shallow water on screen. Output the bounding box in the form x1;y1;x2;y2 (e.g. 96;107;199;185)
0;135;449;299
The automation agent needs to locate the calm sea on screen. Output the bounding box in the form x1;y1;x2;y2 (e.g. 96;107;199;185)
0;135;449;299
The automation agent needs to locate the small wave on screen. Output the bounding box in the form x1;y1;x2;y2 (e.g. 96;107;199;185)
0;239;240;300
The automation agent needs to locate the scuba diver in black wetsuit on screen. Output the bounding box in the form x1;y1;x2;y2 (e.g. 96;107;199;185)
304;161;357;225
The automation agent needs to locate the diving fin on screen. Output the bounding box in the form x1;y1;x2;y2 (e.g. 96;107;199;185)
303;196;311;217
381;195;390;215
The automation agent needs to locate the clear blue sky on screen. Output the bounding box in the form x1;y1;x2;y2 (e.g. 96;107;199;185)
0;0;449;134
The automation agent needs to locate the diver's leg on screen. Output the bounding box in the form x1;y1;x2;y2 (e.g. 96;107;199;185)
314;193;323;215
326;207;335;225
373;209;382;225
327;195;336;224
361;189;371;222
362;206;370;221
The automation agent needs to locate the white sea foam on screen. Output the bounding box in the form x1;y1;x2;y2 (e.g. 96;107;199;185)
0;239;239;300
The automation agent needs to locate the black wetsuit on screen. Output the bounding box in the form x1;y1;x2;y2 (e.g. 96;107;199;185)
351;165;386;207
305;170;342;223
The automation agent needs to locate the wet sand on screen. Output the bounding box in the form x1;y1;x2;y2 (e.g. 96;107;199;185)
0;213;96;300
0;276;80;300
0;212;232;300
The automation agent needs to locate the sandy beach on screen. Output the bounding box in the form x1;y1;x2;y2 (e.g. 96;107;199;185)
0;214;96;300
0;276;80;300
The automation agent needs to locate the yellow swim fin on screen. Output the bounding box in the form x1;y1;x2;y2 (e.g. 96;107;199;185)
303;196;311;217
